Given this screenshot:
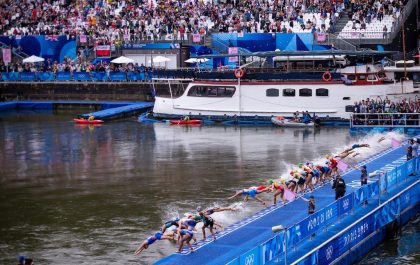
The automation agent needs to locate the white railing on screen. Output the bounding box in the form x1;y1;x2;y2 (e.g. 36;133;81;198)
350;113;420;128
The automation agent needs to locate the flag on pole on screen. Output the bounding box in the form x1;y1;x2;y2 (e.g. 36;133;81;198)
2;48;11;64
283;189;296;202
337;159;349;172
391;138;400;148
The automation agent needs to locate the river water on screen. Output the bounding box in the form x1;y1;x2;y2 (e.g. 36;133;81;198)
0;110;417;265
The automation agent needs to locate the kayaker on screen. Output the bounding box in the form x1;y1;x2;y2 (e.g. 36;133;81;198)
183;115;190;121
88;115;95;121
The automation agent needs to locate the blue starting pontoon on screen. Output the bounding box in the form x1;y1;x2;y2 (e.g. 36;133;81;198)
154;143;420;265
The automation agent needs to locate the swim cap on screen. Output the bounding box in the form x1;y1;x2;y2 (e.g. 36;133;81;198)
298;163;303;168
326;155;331;159
196;206;203;212
306;161;312;165
267;179;274;185
280;179;286;184
19;256;25;263
362;165;367;169
290;171;294;176
309;195;314;199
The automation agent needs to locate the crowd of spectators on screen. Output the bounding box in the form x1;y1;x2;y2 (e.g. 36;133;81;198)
352;97;420;114
0;0;347;43
0;57;156;78
352;98;420;126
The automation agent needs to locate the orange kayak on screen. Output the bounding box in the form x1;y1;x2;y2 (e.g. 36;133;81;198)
74;118;104;124
169;119;202;125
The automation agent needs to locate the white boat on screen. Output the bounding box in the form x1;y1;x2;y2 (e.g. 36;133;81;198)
152;51;418;123
271;116;315;127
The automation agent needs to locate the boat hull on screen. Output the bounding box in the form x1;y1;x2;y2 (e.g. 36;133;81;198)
271;117;314;127
74;119;104;124
169;119;202;125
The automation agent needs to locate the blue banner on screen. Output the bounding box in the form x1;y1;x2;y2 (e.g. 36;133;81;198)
1;72;19;81
55;72;71;81
386;168;397;186
109;72;126;81
396;164;406;183
127;71;139;81
91;71;107;81
380;173;387;193
73;72;91;81
261;233;284;264
296;251;318;265
288;202;338;248
355;181;379;205
20;72;36;81
400;190;411;210
338;215;373;256
338;193;353;216
318;241;338;265
239;246;260;265
122;43;177;49
0;36;76;63
406;159;414;176
37;72;54;81
372;198;400;230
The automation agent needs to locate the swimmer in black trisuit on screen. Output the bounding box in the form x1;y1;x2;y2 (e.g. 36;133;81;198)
134;231;173;255
161;217;180;233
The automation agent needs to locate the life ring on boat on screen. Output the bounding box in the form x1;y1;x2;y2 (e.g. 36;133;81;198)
322;71;332;82
234;68;245;79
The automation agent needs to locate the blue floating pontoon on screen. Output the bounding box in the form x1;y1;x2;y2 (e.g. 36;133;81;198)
154;143;419;265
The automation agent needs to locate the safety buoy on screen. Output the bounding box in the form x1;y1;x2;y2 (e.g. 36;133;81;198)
234;68;245;79
322;71;332;82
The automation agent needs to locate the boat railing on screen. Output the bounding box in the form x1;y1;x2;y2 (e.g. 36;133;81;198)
350;113;420;128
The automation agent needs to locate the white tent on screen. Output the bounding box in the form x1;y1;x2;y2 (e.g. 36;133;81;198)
111;56;135;64
22;55;45;63
185;58;209;63
151;56;171;63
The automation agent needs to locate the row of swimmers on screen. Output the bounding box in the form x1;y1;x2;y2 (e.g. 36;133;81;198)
135;206;236;255
136;140;382;255
228;142;374;206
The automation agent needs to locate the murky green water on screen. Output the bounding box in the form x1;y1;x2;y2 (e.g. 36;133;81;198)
0;110;417;264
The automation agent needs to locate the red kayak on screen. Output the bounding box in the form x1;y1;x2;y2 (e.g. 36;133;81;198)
169;119;202;125
74;118;104;124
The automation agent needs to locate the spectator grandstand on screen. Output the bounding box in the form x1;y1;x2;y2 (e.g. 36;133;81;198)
0;0;344;41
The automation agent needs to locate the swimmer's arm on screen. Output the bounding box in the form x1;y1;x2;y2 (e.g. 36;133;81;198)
300;197;309;202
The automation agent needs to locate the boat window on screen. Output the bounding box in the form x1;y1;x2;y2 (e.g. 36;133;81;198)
283;88;295;97
347;75;356;81
367;74;377;81
343;97;351;100
266;88;279;97
345;105;354;112
299;88;312;97
316;88;329;97
187;86;236;97
359;75;366;80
